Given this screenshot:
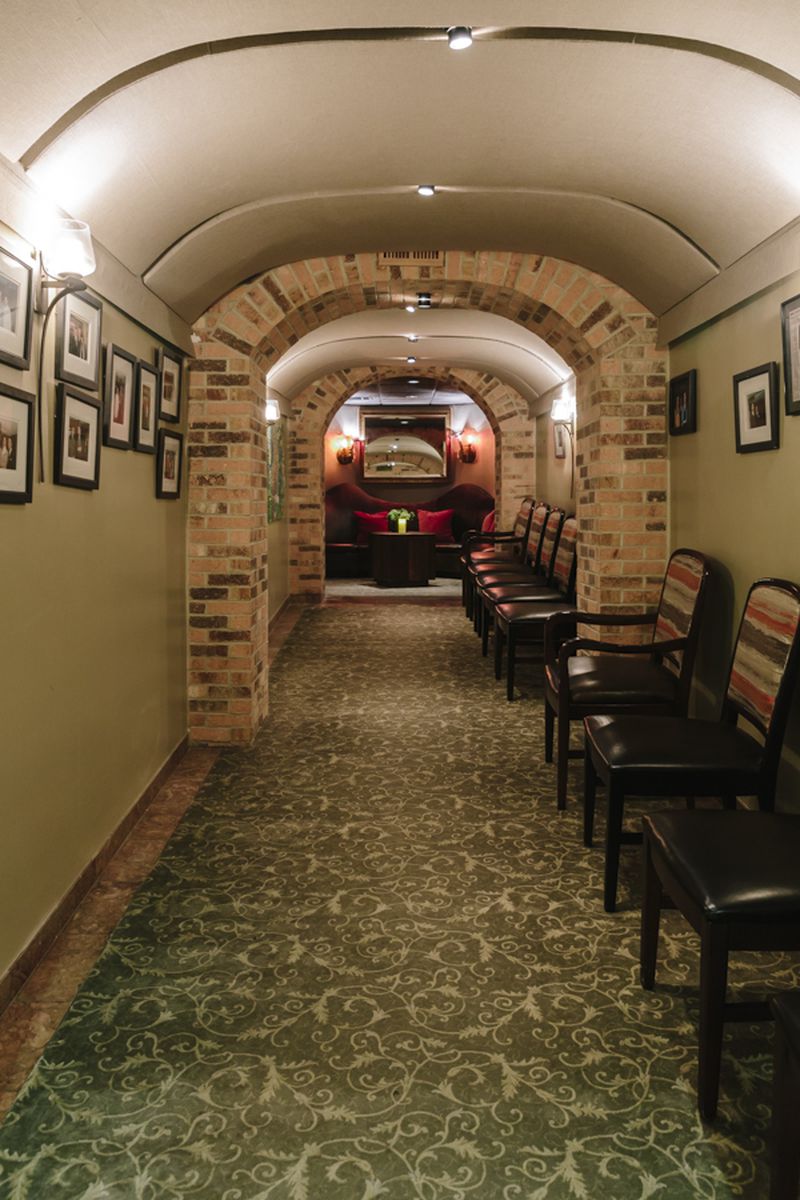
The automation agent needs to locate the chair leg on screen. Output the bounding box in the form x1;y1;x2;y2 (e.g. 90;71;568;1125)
506;627;516;701
640;832;662;989
698;923;730;1120
481;604;492;657
556;709;570;811
583;745;597;848
465;576;473;618
603;783;625;913
494;621;504;680
770;1020;800;1200
721;793;737;811
544;702;554;764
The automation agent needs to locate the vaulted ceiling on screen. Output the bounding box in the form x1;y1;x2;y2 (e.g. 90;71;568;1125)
4;2;800;343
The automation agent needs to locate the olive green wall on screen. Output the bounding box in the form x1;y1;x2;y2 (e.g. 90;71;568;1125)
669;266;800;803
268;515;290;623
0;224;188;980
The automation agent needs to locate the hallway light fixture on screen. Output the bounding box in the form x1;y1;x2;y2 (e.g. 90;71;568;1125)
407;334;419;342
407;355;417;364
335;435;355;465
447;26;473;50
417;292;432;308
35;217;97;482
405;303;416;313
458;432;478;463
550;391;577;496
265;398;280;423
417;185;436;197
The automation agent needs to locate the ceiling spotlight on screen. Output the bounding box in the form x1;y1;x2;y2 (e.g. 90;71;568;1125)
417;184;436;197
407;378;420;384
407;356;417;364
407;335;419;342
405;304;416;313
447;26;473;50
417;292;432;308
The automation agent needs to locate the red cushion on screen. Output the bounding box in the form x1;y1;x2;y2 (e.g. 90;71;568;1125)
418;508;455;543
481;510;496;533
354;509;389;544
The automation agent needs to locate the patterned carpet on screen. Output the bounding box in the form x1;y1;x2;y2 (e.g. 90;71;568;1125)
0;605;796;1198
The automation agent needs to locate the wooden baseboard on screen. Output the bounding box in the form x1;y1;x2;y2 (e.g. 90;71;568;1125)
0;735;189;1016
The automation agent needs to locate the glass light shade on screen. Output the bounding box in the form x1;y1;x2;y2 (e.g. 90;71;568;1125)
447;26;473;50
265;398;280;423
551;394;576;422
43;219;96;278
417;185;436;197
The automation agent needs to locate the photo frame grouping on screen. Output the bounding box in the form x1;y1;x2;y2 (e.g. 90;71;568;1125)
157;347;182;423
156;428;183;498
54;383;101;489
103;344;137;449
0;243;33;371
733;362;779;454
781;292;800;417
668;369;697;436
135;361;159;453
0;383;34;504
56;290;102;390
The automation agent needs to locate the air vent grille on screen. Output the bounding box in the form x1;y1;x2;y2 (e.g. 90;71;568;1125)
377;250;442;267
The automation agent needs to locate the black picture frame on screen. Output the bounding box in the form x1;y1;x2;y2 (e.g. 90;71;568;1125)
0;243;33;370
733;362;780;454
781;292;800;417
56;290;102;390
54;383;101;489
157;347;182;423
134;361;159;453
156;428;183;498
668;369;697;436
0;383;35;504
102;343;136;450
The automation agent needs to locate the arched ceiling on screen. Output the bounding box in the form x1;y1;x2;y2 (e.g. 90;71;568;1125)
266;310;571;406
4;2;800;324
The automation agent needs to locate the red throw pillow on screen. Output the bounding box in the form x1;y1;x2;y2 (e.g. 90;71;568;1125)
354;509;389;544
481;510;496;533
418;508;455;544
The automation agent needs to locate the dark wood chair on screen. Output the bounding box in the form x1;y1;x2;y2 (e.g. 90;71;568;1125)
770;990;800;1198
543;549;710;810
473;503;554;640
585;578;800;915
492;515;579;700
461;497;535;617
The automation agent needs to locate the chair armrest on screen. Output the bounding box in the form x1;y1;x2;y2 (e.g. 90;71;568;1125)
555;634;689;677
543;609;657;665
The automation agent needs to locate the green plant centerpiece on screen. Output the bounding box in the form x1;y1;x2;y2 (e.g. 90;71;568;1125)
387;507;415;532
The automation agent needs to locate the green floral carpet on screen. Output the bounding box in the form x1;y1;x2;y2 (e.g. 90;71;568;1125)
0;606;795;1198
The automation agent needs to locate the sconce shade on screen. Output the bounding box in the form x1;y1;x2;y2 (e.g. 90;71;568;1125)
458;432;477;463
335;436;355;465
550;393;576;422
42;219;96;279
265;398;280;423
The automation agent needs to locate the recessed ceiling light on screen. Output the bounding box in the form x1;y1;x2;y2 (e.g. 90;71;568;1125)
408;378;420;384
407;335;419;342
407;356;417;364
417;184;436;197
405;304;416;313
417;292;432;308
447;26;473;50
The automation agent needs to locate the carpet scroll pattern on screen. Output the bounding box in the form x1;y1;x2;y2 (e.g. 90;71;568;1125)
0;607;795;1197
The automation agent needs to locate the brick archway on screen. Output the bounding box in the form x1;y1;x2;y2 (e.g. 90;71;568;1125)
188;252;666;744
287;364;536;599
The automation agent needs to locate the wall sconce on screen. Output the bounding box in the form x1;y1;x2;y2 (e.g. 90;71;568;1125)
550;392;577;496
458;432;478;463
335;435;355;465
35;218;97;481
265;398;280;423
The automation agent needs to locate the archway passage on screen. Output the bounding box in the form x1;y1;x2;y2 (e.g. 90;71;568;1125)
188;252;667;744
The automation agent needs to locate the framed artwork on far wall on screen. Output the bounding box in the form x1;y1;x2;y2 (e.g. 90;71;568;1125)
56;290;102;390
134;361;159;453
0;383;35;504
781;292;800;416
156;428;183;498
733;362;780;454
103;344;136;449
54;383;101;489
0;243;33;370
157;347;182;423
668;369;697;436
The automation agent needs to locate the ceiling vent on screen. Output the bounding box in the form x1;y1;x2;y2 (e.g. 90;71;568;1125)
377;251;442;267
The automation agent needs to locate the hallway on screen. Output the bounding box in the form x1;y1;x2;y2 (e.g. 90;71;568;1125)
0;604;788;1197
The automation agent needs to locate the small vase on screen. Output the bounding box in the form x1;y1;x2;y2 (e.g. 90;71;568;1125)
397;517;407;533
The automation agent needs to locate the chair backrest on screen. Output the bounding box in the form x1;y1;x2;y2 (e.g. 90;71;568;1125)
724;579;800;777
651;549;711;686
511;497;535;542
524;502;550;567
538;509;566;582
550;515;578;597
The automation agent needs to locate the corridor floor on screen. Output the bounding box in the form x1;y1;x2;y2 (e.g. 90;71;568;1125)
0;604;793;1198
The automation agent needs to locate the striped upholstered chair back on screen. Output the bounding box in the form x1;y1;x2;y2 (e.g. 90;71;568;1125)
538;509;566;581
725;580;800;745
524;502;550;568
651;550;710;682
512;498;535;541
550;516;578;598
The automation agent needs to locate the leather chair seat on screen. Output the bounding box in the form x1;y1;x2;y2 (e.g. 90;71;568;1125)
548;656;680;707
772;990;800;1057
645;810;800;922
496;600;576;625
468;547;520;565
585;714;763;777
476;571;542;590
485;582;562;603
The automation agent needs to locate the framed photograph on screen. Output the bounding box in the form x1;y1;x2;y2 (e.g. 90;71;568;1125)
156;428;183;498
781;292;800;416
134;361;159;453
553;422;568;459
56;290;102;390
157;347;182;423
0;383;34;504
733;362;780;454
103;344;136;449
54;384;101;489
668;369;697;436
0;244;33;370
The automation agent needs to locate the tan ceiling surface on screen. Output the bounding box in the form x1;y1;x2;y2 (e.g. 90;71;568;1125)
3;2;800;331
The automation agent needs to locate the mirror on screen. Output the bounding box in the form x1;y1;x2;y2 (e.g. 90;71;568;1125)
360;408;450;482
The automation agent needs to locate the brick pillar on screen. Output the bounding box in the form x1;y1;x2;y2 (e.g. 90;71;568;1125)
576;317;668;617
186;339;269;743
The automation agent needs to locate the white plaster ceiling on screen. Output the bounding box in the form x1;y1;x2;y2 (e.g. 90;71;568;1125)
4;1;800;326
266;311;571;404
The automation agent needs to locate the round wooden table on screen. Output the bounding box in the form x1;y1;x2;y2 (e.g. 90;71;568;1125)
369;531;436;586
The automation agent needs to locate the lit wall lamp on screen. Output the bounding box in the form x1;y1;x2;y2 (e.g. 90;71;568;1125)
265;398;280;423
335;435;355;465
458;432;478;463
35;218;97;481
550;391;577;496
